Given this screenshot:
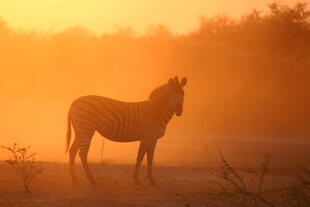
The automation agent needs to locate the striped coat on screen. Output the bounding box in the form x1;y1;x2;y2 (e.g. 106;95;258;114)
67;76;187;185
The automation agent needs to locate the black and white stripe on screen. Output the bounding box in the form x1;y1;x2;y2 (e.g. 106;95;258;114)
66;76;187;185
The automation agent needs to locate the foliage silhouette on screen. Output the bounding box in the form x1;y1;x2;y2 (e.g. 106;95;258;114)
217;148;310;207
0;1;310;138
1;143;43;192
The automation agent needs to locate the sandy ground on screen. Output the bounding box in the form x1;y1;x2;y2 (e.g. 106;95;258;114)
0;136;309;207
0;162;299;207
0;162;220;207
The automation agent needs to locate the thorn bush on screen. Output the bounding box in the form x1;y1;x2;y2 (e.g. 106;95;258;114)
1;143;43;192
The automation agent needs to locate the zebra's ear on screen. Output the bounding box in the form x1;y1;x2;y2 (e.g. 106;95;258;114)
168;78;174;87
180;77;187;87
174;76;179;84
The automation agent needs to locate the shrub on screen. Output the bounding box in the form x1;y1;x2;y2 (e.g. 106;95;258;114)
217;148;310;207
1;143;43;192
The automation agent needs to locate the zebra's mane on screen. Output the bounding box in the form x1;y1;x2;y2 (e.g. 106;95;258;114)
148;84;169;101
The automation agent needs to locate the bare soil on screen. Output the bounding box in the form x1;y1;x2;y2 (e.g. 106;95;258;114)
0;162;299;207
0;135;309;207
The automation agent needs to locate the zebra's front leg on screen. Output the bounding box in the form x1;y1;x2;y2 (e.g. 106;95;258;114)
147;140;157;185
133;141;148;185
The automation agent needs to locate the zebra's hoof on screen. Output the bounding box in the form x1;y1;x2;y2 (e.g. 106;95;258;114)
149;179;157;186
73;181;79;185
91;181;98;185
134;180;141;186
71;177;79;185
89;179;98;185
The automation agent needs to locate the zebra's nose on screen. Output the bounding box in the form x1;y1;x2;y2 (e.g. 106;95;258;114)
175;104;183;116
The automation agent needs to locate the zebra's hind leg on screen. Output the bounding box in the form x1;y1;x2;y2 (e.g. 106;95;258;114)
133;141;148;185
69;138;80;184
78;130;96;184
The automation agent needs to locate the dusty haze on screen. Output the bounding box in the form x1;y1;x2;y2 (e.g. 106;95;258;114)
0;1;310;166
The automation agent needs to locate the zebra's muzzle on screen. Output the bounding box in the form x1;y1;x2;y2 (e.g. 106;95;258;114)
175;104;183;116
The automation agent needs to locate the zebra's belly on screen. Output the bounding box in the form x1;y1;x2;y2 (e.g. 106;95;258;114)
96;127;140;142
96;123;166;141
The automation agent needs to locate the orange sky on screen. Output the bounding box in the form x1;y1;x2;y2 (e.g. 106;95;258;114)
0;0;277;34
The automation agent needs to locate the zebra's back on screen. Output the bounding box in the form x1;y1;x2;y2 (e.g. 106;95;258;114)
70;95;147;142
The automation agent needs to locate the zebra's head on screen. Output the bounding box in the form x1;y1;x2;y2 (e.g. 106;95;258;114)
167;76;187;116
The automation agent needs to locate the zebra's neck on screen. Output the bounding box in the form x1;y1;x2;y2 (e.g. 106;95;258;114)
149;94;175;129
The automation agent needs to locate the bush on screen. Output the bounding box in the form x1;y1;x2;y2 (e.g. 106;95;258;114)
1;143;43;192
217;148;310;207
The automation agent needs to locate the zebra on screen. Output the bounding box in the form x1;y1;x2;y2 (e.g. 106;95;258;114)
66;76;187;185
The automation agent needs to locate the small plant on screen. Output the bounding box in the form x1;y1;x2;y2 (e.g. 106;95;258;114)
216;148;310;207
100;139;105;164
1;143;43;192
217;147;275;207
282;166;310;207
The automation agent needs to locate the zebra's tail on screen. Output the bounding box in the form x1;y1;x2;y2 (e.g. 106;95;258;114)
65;111;72;153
